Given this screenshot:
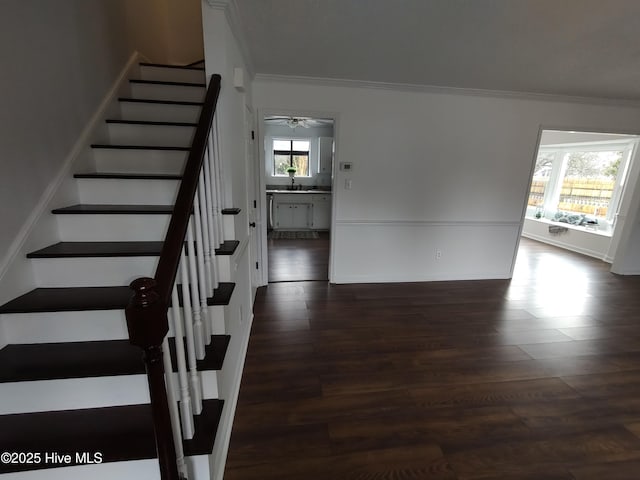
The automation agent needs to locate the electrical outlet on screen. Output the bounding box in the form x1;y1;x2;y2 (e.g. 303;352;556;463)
436;249;442;260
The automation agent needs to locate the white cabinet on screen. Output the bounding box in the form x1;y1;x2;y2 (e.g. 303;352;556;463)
276;203;312;229
272;193;331;230
319;137;333;174
274;194;312;229
312;195;331;230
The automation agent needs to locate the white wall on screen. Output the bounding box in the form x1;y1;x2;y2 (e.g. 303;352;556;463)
0;0;132;302
253;78;640;282
522;218;612;261
0;0;204;304
539;130;635;146
201;3;255;479
166;0;205;64
124;0;204;65
612;144;640;274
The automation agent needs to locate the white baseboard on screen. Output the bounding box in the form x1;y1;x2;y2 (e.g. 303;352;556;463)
0;51;144;306
332;271;513;284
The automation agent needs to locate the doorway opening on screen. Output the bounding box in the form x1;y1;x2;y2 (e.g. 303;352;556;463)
522;129;640;263
261;115;334;282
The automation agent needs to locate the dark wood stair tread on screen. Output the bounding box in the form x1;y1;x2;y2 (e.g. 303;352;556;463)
27;241;164;258
52;204;174;214
0;399;223;473
139;62;205;71
221;208;241;215
174;282;236;307
0;286;132;314
0;335;230;383
208;282;235;306
28;240;240;258
215;240;240;256
105;119;197;127
74;172;182;180
91;143;190;151
118;97;203;106
0;283;236;314
130;79;205;88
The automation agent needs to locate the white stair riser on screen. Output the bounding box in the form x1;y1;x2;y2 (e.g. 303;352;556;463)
210;305;225;335
118;101;201;123
107;123;195;146
0;311;129;343
2;375;149;414
0;455;211;480
93;148;188;175
32;257;159;287
1;370;218;415
223;215;236;242
129;83;205;103
217;256;231;283
77;178;180;205
1;307;221;344
138;65;205;84
0;458;162;480
57;214;171;241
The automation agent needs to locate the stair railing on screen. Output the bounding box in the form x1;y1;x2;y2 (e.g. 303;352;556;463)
125;74;223;480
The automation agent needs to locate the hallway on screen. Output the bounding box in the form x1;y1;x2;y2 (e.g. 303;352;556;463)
226;238;640;479
267;231;330;282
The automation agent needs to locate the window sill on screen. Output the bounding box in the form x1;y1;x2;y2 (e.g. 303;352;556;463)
525;217;612;238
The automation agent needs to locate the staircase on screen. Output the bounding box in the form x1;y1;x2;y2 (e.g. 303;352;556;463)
0;62;237;479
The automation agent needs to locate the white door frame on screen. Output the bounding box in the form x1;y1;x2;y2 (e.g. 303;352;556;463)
255;108;339;285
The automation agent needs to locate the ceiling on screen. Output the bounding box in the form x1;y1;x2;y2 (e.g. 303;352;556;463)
233;0;640;100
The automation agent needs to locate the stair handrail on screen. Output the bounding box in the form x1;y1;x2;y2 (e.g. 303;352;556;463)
154;73;221;302
125;73;222;480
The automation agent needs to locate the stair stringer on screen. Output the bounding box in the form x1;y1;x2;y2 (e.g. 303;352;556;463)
209;237;254;480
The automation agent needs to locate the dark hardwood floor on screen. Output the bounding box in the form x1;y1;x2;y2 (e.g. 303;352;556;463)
267;231;330;282
226;238;640;479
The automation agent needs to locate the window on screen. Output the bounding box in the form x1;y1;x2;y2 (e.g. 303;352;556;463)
528;151;556;208
273;139;310;176
527;141;634;234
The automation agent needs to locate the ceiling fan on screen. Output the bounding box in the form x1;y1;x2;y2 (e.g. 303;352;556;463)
264;116;333;129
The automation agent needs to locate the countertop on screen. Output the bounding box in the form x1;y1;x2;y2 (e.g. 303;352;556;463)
266;189;332;194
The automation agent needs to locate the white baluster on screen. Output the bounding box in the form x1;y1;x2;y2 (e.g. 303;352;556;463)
199;166;213;296
207;132;221;248
193;182;211;343
169;283;194;439
161;335;188;476
203;153;215;293
186;219;205;359
210;121;225;244
179;250;203;414
213;114;226;215
206;141;221;290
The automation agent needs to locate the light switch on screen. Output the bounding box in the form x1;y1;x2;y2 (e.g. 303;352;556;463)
345;179;352;190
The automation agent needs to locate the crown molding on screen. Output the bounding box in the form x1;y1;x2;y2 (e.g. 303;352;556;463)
203;0;255;79
254;73;640;108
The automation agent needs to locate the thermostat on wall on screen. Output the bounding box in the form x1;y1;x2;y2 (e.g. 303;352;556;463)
340;162;353;171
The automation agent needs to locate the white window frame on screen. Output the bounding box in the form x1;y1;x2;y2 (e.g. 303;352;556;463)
272;138;312;177
530;139;636;233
